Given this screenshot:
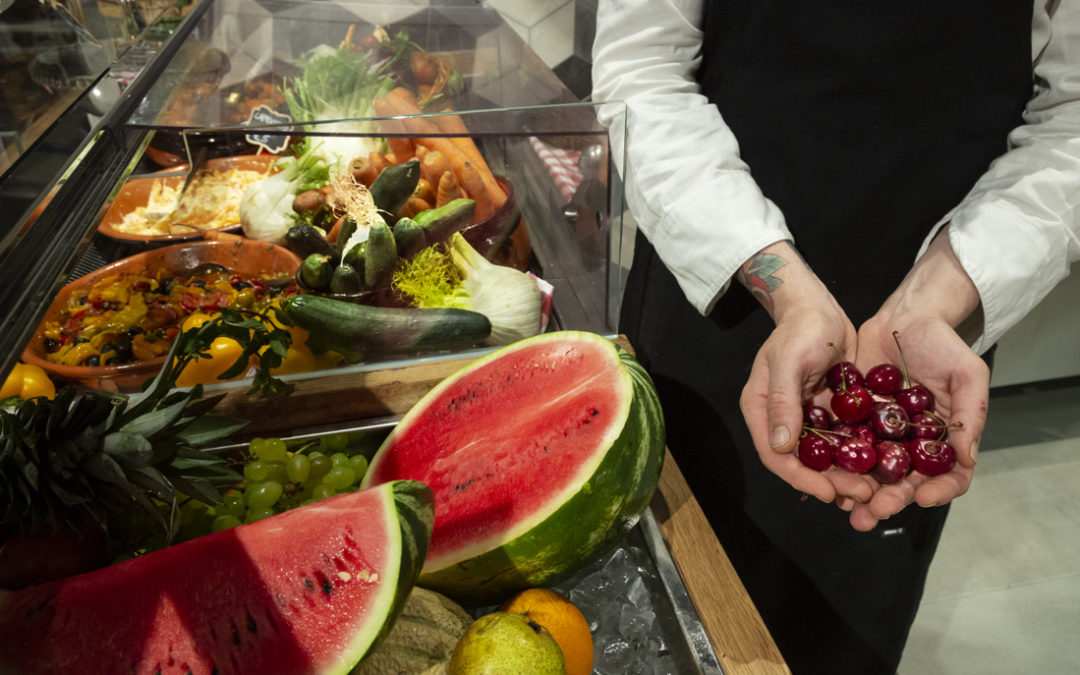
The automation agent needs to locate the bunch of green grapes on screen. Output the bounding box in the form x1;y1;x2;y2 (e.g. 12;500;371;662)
209;433;370;532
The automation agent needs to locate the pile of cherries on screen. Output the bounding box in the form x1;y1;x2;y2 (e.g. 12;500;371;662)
797;349;957;484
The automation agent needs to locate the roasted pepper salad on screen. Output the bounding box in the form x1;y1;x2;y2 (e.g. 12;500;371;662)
42;269;299;368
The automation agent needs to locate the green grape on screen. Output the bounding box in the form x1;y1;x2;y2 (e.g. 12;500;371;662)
260;438;289;463
246;507;276;523
211;514;243;532
249;481;284;509
248;437;268;458
309;453;332;481
326;433;351;452
330;452;350;468
324;466;356;490
287;454;311;484
348;455;368;483
244;460;271;482
312;483;336;501
222;493;246;519
265;461;288;485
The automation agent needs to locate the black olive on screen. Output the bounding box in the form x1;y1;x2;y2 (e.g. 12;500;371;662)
44;337;60;353
127;326;143;337
85;355;101;367
191;279;207;289
159;278;174;293
232;280;253;290
102;354;118;366
73;337;90;345
101;343;116;353
79;295;88;304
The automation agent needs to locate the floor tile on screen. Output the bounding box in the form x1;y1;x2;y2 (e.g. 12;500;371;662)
901;574;1080;674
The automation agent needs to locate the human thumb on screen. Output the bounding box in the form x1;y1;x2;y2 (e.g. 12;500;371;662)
766;375;803;454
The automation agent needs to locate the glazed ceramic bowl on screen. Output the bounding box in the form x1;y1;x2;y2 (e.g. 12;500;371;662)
22;239;301;392
97;154;276;245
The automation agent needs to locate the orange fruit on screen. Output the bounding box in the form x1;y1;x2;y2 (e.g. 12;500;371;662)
500;588;593;675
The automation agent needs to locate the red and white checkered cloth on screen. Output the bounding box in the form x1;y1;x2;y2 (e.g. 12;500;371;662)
529;136;584;203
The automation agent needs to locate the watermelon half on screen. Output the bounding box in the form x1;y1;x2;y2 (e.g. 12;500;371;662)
361;331;665;603
0;480;433;675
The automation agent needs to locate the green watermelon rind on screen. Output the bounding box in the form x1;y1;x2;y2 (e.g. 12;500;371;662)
0;480;434;675
366;331;666;604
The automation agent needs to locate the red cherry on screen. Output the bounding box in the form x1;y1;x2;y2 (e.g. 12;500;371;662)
870;440;912;484
908;411;946;441
895;384;935;416
826;361;864;392
869;401;909;440
797;433;835;471
830;385;874;423
831;421;877;445
834;438;876;474
864;363;904;396
803;404;832;430
910;438;956;476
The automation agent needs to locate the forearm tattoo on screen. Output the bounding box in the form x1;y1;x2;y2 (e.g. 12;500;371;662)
737;252;787;314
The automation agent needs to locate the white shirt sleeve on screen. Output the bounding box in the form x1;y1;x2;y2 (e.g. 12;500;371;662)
917;0;1080;354
591;0;791;315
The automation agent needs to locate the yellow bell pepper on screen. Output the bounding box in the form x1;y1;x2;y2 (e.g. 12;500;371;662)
1;362;56;400
175;336;250;388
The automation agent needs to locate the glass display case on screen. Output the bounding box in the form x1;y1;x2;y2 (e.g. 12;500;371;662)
0;0;627;386
0;2;731;673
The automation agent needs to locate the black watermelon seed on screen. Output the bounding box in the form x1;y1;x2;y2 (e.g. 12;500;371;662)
322;579;333;595
304;578;314;591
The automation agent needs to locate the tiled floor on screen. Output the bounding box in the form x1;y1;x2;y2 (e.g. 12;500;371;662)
898;384;1080;674
498;5;1080;672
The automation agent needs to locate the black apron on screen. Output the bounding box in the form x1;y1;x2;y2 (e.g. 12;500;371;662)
619;2;1032;673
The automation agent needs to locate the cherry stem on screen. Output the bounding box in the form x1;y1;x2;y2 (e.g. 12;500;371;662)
801;424;851;439
891;330;912;388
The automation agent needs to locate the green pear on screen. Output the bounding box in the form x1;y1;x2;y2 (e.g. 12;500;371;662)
448;611;567;675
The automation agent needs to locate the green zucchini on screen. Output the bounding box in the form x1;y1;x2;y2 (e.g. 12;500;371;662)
282;294;492;363
392;217;428;259
329;262;365;295
413;198;476;244
370;158;421;220
285;224;337;260
364;223;398;289
299;253;334;290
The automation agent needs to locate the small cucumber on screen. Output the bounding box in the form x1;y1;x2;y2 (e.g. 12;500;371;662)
413;198;475;244
364;223;398;289
335;218;359;258
370;158;421;221
283;293;492;363
392;217;428;259
329;262;365;295
285;224;336;260
299;253;334;290
343;240;367;274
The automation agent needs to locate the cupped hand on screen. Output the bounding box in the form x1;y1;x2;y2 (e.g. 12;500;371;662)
736;242;870;505
846;313;987;530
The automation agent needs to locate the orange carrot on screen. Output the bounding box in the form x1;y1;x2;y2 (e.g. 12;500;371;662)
399;195;432;220
430;109;506;209
380;90;477;183
372;97;415;161
459;161;493;222
421;151;450;188
436;170;466;207
350;156;376;187
369;151;389;175
413;177;435;205
413;144;428;162
203;229;244;243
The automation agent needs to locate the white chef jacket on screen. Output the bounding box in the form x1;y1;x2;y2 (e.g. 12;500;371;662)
592;0;1080;355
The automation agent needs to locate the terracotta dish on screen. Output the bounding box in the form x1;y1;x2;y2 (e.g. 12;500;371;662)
22;239;301;392
97;154;277;245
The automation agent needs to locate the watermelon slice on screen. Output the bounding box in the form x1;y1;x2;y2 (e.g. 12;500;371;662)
361;331;665;603
0;480;433;675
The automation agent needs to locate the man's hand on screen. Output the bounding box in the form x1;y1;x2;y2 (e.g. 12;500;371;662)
846;226;989;531
737;242;873;505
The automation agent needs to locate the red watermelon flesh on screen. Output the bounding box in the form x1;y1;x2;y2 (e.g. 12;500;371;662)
363;331;664;591
0;480;433;675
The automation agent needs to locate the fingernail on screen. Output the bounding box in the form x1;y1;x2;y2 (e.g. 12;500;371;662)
770;425;790;448
970;439;979;463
